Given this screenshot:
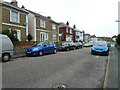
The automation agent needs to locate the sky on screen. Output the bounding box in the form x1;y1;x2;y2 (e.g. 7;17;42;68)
4;0;120;37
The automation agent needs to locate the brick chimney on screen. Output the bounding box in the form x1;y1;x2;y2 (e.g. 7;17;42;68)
66;21;69;26
11;0;18;7
47;16;51;19
21;5;25;9
73;25;76;29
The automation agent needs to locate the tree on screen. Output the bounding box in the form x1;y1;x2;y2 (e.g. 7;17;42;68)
27;34;33;41
116;34;120;45
2;29;19;43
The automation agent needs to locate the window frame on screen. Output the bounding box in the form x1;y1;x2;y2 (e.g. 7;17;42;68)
10;10;20;23
40;19;46;28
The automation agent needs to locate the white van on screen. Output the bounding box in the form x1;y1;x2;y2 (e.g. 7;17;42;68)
0;34;14;62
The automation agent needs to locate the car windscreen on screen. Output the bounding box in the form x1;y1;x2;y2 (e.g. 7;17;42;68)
93;42;107;46
34;42;44;46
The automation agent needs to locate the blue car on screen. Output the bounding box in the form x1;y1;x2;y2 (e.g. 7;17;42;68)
91;41;109;55
25;41;57;56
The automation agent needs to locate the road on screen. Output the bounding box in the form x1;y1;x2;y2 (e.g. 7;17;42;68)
2;47;108;88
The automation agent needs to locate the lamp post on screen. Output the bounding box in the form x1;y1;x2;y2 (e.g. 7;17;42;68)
115;20;120;34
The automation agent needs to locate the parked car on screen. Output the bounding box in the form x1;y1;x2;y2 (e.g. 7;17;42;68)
25;41;57;56
84;43;91;47
91;41;109;55
58;42;76;51
75;42;83;49
0;34;14;62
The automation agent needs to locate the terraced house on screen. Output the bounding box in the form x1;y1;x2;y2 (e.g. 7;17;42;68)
22;8;59;42
0;0;29;41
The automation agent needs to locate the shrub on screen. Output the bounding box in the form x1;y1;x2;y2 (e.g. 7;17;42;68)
116;34;120;45
2;29;19;43
27;34;33;41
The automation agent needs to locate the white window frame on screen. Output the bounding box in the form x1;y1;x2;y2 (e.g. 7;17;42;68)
40;19;46;28
45;33;49;41
52;24;56;30
70;29;72;34
53;34;57;40
66;28;68;33
40;32;48;41
16;30;21;41
10;10;20;23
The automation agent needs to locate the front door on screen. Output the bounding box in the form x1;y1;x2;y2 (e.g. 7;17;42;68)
40;32;45;41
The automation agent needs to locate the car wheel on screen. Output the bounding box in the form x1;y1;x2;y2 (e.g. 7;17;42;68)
53;49;57;54
2;54;11;62
73;47;75;50
39;51;43;56
66;48;69;51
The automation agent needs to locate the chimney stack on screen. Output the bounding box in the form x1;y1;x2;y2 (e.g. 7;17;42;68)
73;25;76;29
11;0;18;7
47;16;51;19
66;21;69;26
21;5;25;9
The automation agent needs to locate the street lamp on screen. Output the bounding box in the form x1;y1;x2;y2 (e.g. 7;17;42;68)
115;20;120;34
115;20;120;22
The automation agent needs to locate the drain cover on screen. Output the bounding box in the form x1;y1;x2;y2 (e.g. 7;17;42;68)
52;84;67;89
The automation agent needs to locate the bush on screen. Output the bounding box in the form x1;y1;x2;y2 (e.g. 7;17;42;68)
27;34;33;41
116;34;120;45
2;29;19;43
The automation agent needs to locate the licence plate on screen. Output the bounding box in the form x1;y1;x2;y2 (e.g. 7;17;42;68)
27;52;31;54
96;50;102;52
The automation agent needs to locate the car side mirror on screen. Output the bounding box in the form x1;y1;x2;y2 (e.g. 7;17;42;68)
44;45;47;47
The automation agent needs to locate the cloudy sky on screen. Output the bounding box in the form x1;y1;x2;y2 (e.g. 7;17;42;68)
5;0;119;37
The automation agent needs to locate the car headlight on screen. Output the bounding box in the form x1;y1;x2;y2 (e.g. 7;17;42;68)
105;48;108;51
92;47;95;50
33;48;39;51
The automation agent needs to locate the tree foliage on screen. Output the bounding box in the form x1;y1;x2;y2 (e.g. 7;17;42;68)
116;34;120;45
2;29;19;43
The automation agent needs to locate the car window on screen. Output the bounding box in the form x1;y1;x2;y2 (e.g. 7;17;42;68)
62;43;68;46
49;41;54;45
94;42;107;46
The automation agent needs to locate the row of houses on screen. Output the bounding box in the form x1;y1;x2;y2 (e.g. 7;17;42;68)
0;0;84;43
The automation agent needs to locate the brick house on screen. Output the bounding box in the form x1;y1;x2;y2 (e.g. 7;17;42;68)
0;0;29;41
59;22;74;42
23;9;59;42
73;25;83;42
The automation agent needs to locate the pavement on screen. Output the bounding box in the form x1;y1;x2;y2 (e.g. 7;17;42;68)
106;47;120;89
2;48;107;88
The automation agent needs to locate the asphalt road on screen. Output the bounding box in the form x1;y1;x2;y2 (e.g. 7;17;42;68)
2;47;108;88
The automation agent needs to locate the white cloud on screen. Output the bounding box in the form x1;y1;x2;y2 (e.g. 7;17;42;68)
4;0;119;36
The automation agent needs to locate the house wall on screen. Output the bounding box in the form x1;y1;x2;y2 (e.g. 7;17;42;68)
36;17;59;42
0;4;2;32
2;7;28;41
28;13;36;41
59;27;66;41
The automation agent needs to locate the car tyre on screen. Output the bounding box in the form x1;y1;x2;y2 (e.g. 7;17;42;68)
2;54;11;62
53;49;57;54
73;47;75;50
66;48;69;51
39;51;43;56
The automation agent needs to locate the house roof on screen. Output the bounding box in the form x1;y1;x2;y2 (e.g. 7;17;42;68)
26;9;59;25
74;29;83;33
0;1;29;14
59;22;73;29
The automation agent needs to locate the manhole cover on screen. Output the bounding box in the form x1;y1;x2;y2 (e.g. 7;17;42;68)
52;84;67;90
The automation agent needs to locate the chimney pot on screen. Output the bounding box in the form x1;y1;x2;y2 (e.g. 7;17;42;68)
66;21;69;26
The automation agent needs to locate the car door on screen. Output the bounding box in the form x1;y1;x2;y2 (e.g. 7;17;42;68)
42;42;50;54
48;41;55;52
